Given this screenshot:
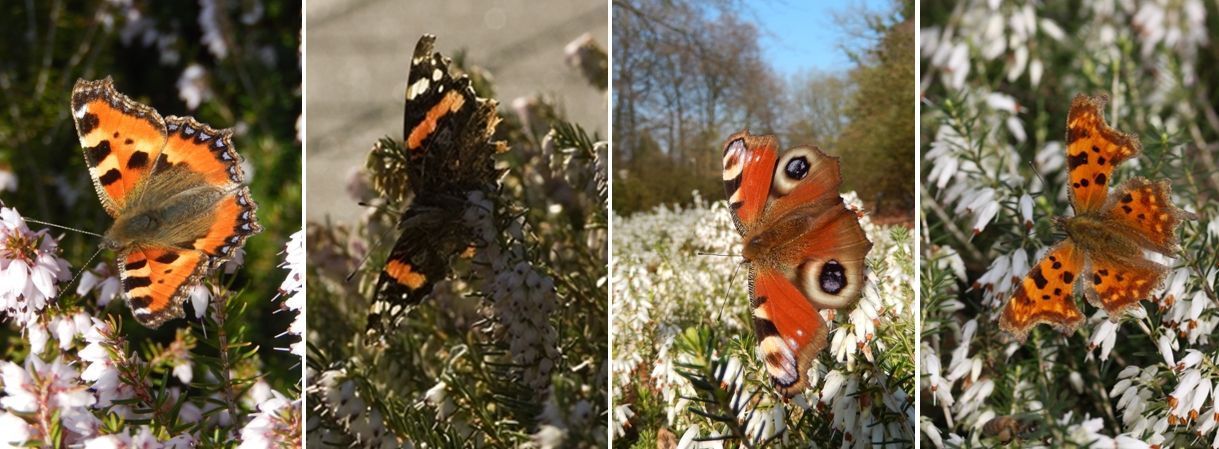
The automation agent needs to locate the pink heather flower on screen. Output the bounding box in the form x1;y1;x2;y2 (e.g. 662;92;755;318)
0;207;71;326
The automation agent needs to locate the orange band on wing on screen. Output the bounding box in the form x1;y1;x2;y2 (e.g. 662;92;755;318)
406;90;466;152
384;260;427;289
190;189;259;263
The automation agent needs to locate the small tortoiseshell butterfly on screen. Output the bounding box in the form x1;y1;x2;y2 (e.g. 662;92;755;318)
72;78;261;328
999;94;1195;342
721;130;873;398
364;35;505;340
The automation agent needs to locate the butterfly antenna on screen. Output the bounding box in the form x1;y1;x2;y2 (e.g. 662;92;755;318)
358;201;403;218
25;218;102;238
62;246;105;298
697;251;739;258
1027;161;1048;192
714;260;746;323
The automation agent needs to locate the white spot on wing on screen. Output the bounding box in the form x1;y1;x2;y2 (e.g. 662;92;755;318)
406;78;430;100
432;68;443;81
74;105;88;119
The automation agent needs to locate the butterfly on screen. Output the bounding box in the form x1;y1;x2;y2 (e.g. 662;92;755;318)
364;34;505;340
999;94;1196;342
721;130;873;398
72;77;261;328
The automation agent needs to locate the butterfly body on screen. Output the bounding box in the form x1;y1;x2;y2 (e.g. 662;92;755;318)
999;95;1194;342
72;78;260;328
722;130;872;398
365;35;505;340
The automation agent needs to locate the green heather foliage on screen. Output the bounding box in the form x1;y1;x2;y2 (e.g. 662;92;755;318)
921;0;1219;447
0;1;302;448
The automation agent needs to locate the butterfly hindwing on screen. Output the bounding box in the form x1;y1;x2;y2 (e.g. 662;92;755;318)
752;267;828;399
1085;253;1168;318
1000;241;1086;342
1103;177;1191;254
120;247;206;328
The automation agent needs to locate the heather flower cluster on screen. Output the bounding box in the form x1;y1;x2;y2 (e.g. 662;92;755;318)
921;0;1219;446
611;192;915;447
0;209;305;448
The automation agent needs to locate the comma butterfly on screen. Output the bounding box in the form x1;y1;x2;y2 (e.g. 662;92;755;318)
72;78;260;328
721;130;872;398
999;94;1196;342
364;35;505;340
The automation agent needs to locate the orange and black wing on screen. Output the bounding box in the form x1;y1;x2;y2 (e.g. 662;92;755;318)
72;77;168;216
999;241;1087;342
1064;94;1140;215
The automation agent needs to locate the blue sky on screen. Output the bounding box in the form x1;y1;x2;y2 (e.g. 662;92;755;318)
749;0;893;76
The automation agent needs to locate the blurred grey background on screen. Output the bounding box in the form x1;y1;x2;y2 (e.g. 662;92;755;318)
305;0;607;222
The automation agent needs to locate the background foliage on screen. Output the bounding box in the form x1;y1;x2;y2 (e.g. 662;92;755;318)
611;0;915;218
921;0;1219;447
0;0;301;446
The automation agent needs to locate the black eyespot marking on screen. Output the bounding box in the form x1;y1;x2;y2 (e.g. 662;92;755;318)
1053;288;1062;296
125;138;134;145
1092;145;1100;153
125;259;147;271
1080;178;1090;187
1067;152;1088;169
79;113;100;135
155;252;180;264
112;132;119;138
1122;205;1133;214
99;168;122;186
1062;271;1074;284
1094;274;1102;285
1097;156;1106;165
819;260;846;294
785;156;810;181
1051;261;1062;270
1094;173;1106;186
127;151;149;169
1121;193;1133;203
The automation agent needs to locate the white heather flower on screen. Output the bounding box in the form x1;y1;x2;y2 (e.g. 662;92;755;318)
239;389;300;449
0;411;30;445
0;207;70;327
276;230;305;355
198;0;228;59
77;262;120;307
1088;317;1119;361
176;64;212;110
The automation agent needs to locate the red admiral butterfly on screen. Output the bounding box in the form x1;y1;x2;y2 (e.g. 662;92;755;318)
364;35;505;340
